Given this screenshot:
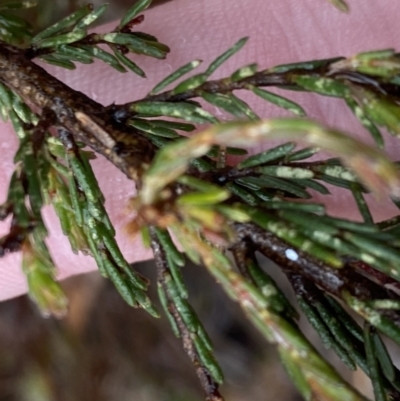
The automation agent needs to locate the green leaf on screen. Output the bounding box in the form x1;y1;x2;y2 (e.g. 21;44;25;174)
240;176;312;198
101;227;145;287
190;157;214;173
351;52;400;78
75;4;108;29
31;4;92;43
150;59;202;95
149;119;195;132
206;37;248;75
67;152;106;221
294;178;330;194
129;118;180;138
103;32;168;59
166;254;187;299
345;96;384;148
177;175;224;193
325;296;363;342
226;183;258;206
279;210;338;235
22;240;68;318
171;73;208;95
251;210;343;267
112;48;146;77
357;49;395;61
314;165;358;182
251;86;306;116
327;0;349;12
118;0;152;29
170;225;201;265
345;292;400;347
279;347;312;401
312;298;365;371
215;204;250;222
319;215;378;234
0;11;31;27
102;259;139;307
246;256;298;318
351;187;373;224
230;63;257;81
0;82;12;111
0;11;32;43
344;233;400;271
23;146;44;217
38;54;76;69
8;108;26;138
178;189;230;206
130;31;158;42
318;174;363;191
79;45;126;72
66;173;83;227
372;332;396;382
256;165;314;179
35;29;87;48
201;92;247;119
237;142;296;169
297;297;356;370
193;335;224;384
57;44;94;64
363;324;388;401
164;274;199;331
286;147;319;162
350;85;400;137
146;135;171;148
131;101;218;124
154;228;185;267
271;57;344;73
228;93;259;120
79;150;106;204
294;76;350;98
6;171;30;226
11;92;37;124
262;201;325;214
157;283;180;337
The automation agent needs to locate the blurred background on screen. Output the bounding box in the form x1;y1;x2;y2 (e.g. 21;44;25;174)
0;259;299;401
0;1;370;400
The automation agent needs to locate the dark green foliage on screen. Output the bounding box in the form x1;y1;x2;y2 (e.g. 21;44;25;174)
3;1;400;400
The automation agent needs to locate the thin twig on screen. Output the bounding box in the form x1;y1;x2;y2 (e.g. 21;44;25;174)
150;227;224;401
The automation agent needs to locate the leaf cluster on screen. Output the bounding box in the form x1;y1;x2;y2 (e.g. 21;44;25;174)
26;0;169;75
2;1;400;401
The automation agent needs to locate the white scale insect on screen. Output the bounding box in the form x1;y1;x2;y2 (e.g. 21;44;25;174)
285;249;299;261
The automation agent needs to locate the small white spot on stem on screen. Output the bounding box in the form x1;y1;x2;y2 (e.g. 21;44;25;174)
285;249;298;261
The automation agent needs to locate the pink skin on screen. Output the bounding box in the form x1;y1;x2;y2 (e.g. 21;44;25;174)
1;0;400;301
